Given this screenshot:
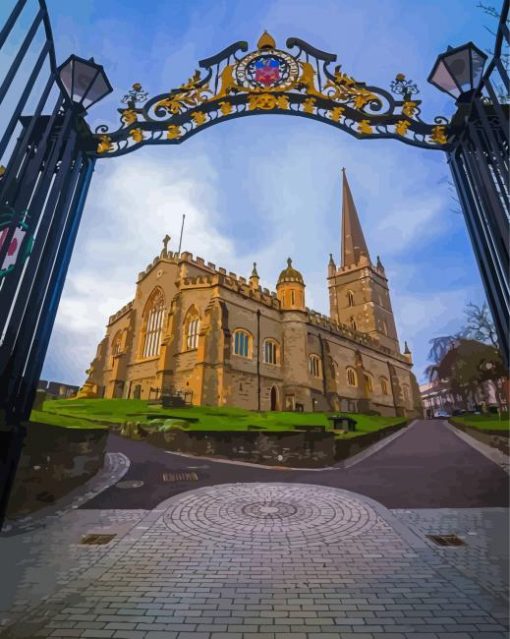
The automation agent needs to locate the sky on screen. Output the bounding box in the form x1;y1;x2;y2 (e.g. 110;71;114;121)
1;0;502;386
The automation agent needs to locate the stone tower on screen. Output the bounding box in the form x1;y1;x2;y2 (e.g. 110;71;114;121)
328;169;400;352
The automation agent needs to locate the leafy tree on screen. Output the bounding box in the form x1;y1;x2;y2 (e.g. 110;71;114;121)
424;301;508;410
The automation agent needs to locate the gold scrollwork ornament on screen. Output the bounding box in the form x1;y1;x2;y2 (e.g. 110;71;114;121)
219;101;233;116
97;135;113;154
129;128;144;143
358;120;373;135
395;120;410;136
431;125;448;144
167;125;182;140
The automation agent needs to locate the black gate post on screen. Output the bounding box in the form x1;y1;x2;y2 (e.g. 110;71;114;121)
428;1;510;367
0;0;111;529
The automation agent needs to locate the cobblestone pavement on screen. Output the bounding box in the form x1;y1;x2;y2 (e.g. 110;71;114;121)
393;508;509;602
1;483;508;639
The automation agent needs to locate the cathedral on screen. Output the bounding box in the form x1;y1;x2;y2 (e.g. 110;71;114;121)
79;171;422;418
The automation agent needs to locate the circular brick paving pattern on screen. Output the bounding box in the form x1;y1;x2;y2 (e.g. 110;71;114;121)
163;482;378;547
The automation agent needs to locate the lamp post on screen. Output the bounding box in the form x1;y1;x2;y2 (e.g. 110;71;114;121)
428;42;509;368
0;55;111;529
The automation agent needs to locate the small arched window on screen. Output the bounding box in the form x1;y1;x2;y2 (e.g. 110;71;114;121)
264;339;280;365
183;306;200;351
110;331;122;366
347;290;355;307
309;354;322;378
346;367;357;387
381;319;388;336
350;317;357;331
380;377;389;395
364;373;373;393
233;329;251;358
141;288;165;359
290;290;295;305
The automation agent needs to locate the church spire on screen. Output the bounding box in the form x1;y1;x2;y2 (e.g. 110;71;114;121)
340;168;371;268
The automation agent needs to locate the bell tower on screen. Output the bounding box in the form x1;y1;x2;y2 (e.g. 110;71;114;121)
328;169;400;352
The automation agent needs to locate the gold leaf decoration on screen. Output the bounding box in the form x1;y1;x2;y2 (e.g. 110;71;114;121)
167;125;181;140
302;97;316;113
330;106;345;122
130;128;144;143
121;109;137;125
323;67;378;110
191;111;207;125
358;120;373;134
276;95;290;109
395;120;410;136
353;90;375;109
402;101;418;117
97;135;112;154
219;101;233;116
248;94;277;110
431;125;448;144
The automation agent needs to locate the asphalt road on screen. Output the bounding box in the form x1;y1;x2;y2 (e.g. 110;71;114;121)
82;419;509;510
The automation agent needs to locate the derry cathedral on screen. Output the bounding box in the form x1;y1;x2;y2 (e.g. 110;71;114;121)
79;171;422;418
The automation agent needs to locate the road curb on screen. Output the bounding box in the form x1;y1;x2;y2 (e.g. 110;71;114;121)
444;420;510;475
0;452;131;536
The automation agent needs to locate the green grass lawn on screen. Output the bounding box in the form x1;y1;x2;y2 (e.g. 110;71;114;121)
30;398;406;438
451;412;509;432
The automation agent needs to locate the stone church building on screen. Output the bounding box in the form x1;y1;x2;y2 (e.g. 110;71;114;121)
79;171;422;417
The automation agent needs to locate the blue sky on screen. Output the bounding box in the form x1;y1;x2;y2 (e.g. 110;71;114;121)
2;0;502;386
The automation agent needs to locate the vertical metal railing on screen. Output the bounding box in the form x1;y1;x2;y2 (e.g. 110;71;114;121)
0;0;100;527
448;0;510;366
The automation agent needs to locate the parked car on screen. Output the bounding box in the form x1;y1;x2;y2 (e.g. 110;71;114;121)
433;409;451;419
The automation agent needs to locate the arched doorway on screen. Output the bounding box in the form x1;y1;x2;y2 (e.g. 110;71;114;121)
270;386;279;411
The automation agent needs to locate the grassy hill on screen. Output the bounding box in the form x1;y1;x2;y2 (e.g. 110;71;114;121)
30;398;406;439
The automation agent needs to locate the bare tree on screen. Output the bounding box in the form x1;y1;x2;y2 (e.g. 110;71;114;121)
477;1;510;103
463;301;499;348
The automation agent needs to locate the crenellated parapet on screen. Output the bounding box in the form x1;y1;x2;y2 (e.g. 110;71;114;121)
307;308;408;362
108;300;134;325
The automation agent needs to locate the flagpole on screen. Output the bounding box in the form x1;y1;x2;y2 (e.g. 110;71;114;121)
178;214;185;254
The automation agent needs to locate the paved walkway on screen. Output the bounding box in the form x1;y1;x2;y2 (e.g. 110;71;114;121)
0;483;508;639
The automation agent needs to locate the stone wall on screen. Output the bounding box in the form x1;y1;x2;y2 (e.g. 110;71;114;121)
144;421;408;468
147;429;335;468
7;423;108;518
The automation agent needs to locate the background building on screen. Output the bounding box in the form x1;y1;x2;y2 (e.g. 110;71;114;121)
79;172;422;417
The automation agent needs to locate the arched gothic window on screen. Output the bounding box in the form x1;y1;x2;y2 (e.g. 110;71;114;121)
110;331;122;367
364;373;374;393
350;316;357;331
264;339;280;365
347;290;355;307
233;329;251;358
140;288;165;359
380;377;389;395
309;354;322;378
346;367;357;387
183;307;200;351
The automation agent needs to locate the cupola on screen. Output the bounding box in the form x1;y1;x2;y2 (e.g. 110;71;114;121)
276;258;306;310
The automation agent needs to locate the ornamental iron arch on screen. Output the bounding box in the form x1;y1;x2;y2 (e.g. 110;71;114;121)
0;0;508;529
92;30;450;158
